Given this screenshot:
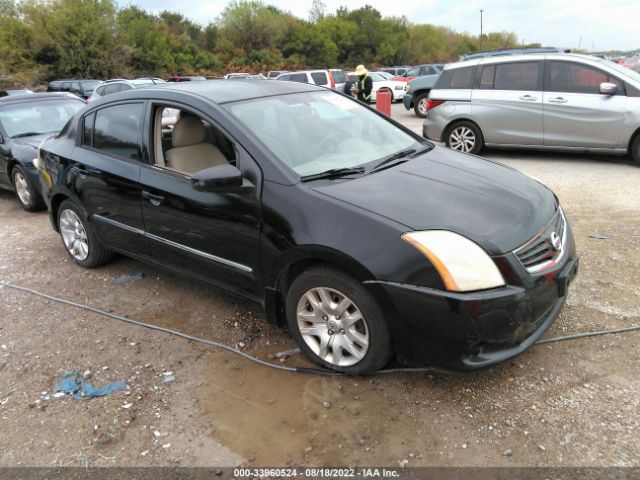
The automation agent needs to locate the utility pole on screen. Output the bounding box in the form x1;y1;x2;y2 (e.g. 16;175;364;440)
480;10;484;50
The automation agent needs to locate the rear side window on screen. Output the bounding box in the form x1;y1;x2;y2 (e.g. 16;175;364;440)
434;66;476;89
311;72;328;85
93;103;145;161
103;84;123;95
493;62;540;90
549;61;623;94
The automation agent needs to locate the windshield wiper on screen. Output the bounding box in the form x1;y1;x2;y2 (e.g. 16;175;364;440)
301;167;366;182
11;132;44;138
369;148;416;172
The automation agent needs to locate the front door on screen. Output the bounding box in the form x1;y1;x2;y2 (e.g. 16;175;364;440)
139;104;262;299
543;60;627;149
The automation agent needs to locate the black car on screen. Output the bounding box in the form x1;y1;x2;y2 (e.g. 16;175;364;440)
37;81;579;374
0;93;85;210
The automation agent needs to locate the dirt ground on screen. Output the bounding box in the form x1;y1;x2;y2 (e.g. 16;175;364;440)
1;104;639;470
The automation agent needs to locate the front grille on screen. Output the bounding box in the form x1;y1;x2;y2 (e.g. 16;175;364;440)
515;209;567;273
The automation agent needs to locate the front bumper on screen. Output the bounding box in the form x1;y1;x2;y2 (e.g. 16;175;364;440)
372;235;579;372
403;93;413;110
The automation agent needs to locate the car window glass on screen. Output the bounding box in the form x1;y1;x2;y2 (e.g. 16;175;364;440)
93;103;144;161
435;66;476;89
549;62;623;94
310;72;327;85
406;67;420;77
419;66;433;76
479;65;496;89
397;69;407;75
103;84;120;95
286;73;308;83
494;62;540;90
83;112;95;146
332;70;347;83
152;105;236;176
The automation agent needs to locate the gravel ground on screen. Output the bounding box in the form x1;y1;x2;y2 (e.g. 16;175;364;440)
0;103;639;469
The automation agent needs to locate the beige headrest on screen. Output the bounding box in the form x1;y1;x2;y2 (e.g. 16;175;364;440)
172;115;205;148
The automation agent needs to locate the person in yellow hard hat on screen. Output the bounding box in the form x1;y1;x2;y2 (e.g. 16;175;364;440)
351;64;373;104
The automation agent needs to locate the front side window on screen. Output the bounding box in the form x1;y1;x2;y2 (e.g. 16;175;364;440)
0;99;84;138
493;61;540;91
549;61;623;94
226;91;424;178
405;67;420;77
93;103;145;161
151;105;235;176
332;70;347;84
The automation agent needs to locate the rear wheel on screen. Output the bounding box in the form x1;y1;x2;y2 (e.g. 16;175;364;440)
57;199;113;268
445;121;484;154
12;165;44;211
286;265;393;375
413;93;430;118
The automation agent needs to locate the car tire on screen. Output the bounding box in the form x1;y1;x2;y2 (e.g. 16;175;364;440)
631;134;640;165
12;165;44;211
57;199;113;268
285;265;393;375
413;93;430;118
444;121;484;155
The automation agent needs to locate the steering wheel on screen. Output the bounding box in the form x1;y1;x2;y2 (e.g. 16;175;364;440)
317;131;344;154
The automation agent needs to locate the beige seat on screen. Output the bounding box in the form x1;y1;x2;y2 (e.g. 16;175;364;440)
165;115;227;175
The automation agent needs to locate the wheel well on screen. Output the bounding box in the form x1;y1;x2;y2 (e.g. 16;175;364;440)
628;127;640;154
267;257;396;334
7;160;18;184
442;118;485;144
50;194;70;231
411;90;430;105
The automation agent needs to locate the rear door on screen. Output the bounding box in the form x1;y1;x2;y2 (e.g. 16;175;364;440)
73;102;149;256
471;60;544;145
543;60;627;148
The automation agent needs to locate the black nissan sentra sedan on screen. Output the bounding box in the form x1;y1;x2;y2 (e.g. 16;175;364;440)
0;93;84;210
36;80;579;374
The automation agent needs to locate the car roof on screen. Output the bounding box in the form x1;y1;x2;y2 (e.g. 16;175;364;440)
0;92;82;105
95;78;323;105
443;53;611;70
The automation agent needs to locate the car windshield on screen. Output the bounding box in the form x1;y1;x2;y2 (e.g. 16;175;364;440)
226;91;422;177
0;99;84;138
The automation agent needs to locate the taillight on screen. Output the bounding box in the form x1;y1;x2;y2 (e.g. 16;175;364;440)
427;99;445;110
328;71;335;89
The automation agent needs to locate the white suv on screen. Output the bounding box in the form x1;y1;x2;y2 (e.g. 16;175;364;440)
276;69;347;93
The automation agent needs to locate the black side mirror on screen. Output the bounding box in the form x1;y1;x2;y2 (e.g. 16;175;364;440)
191;164;243;192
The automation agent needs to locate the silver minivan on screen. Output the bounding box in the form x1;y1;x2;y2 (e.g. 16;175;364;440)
423;53;640;164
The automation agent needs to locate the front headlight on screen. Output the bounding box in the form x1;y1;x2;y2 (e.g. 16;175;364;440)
405;84;411;93
401;230;505;292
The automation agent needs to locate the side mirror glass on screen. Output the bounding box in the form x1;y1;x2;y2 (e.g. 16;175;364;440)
191;164;243;192
600;82;618;95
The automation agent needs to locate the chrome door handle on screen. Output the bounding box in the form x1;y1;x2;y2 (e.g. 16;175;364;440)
519;95;537;101
142;190;164;207
549;97;568;104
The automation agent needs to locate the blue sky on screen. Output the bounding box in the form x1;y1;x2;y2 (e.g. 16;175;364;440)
116;0;640;52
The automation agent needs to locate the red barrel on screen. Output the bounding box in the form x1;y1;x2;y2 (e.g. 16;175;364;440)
376;90;392;116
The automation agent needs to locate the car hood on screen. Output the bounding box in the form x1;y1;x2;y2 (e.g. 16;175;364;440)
310;146;557;255
11;133;51;149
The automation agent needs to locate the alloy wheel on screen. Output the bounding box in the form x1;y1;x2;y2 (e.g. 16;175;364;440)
448;126;476;153
417;98;428;115
296;287;369;367
13;171;31;206
59;209;90;261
